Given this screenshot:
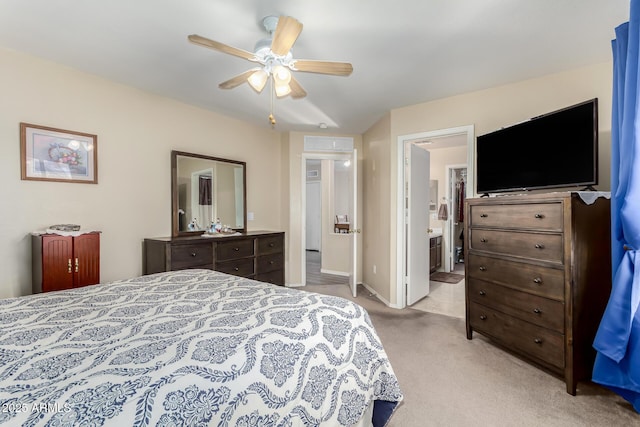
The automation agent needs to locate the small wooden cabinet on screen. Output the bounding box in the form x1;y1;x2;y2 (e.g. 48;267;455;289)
32;232;101;293
464;192;611;395
429;236;442;273
144;231;285;286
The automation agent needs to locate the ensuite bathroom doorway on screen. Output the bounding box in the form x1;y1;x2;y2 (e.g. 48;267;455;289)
398;125;474;318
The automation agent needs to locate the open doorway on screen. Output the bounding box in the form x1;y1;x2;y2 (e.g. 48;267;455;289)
396;125;474;316
303;157;352;287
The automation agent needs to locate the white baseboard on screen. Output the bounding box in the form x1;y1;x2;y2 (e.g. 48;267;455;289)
360;282;402;309
319;268;349;277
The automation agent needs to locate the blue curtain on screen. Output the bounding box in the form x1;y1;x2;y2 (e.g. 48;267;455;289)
592;0;640;412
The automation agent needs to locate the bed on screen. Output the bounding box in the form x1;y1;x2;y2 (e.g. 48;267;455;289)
0;269;402;426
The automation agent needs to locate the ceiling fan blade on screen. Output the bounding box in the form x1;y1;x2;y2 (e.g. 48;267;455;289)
289;75;307;99
271;16;303;56
293;59;353;76
218;68;261;90
188;34;256;61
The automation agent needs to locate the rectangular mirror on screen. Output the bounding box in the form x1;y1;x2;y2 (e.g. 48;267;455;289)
172;150;246;236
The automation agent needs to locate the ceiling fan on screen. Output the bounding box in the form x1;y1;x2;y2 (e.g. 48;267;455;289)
188;15;353;106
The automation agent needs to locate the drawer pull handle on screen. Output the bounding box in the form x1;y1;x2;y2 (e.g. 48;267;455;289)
479;290;486;296
534;244;544;249
479;266;487;271
480;238;488;243
480;214;488;218
68;258;72;273
479;315;487;320
533;277;542;284
533;308;542;314
534;338;543;345
191;252;197;257
534;213;544;219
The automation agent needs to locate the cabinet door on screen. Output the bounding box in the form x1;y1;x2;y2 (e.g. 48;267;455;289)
73;233;100;287
41;235;74;292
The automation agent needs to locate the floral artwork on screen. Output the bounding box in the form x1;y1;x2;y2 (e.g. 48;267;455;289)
20;123;97;183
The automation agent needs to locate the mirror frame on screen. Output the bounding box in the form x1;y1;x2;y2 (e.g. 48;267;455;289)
171;150;247;237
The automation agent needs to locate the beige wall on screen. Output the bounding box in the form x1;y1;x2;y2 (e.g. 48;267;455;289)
364;61;614;306
0;48;283;298
362;113;393;302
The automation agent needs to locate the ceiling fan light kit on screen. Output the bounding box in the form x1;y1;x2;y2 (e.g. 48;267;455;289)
188;14;353;127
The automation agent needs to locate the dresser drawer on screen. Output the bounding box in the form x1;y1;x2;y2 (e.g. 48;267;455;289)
216;239;254;261
215;257;254;277
257;235;283;255
470;229;563;263
170;243;213;270
257;269;284;286
470;202;563;231
467;254;564;300
257;253;284;274
468;279;564;332
469;302;564;369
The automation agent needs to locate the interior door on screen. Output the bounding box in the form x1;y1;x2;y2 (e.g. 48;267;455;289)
349;149;358;297
305;181;321;251
406;143;430;305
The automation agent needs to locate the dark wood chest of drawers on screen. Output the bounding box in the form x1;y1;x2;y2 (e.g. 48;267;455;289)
143;231;284;286
464;193;611;395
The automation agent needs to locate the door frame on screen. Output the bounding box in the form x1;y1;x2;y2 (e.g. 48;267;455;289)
301;153;355;286
395;125;475;308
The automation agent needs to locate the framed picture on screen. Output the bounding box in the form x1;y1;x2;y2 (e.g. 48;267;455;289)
20;123;97;184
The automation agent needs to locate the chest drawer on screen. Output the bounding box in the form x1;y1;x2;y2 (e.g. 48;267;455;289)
468;278;564;332
215;257;254;277
257;235;284;255
257;253;284;273
216;239;254;261
171;243;213;270
469;302;564;369
467;254;564;300
470;202;563;231
470;229;563;263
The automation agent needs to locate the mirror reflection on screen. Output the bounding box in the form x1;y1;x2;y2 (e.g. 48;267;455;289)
172;151;246;236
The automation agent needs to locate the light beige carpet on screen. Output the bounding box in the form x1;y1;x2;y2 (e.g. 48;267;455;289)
300;283;639;427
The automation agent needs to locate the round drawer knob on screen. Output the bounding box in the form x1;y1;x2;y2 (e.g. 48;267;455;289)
479;315;487;320
479;266;487;271
480;214;488;218
191;252;197;257
480;238;488;243
234;267;239;271
269;261;275;265
234;247;240;251
269;243;275;247
534;338;543;344
479;290;486;296
535;244;545;249
533;308;542;314
533;277;542;284
534;213;544;219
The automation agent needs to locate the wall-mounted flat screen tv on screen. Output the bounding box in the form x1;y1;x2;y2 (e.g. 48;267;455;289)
476;98;598;195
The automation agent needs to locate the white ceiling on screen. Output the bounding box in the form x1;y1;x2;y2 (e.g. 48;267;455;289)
0;0;629;134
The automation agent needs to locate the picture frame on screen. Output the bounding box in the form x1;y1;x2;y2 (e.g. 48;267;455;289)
20;123;98;184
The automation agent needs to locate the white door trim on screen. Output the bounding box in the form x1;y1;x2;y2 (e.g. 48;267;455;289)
301;153;353;285
396;125;475;308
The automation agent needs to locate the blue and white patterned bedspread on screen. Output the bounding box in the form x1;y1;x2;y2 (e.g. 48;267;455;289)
0;270;402;426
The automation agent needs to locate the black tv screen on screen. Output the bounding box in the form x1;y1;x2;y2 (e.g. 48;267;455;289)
476;99;598;194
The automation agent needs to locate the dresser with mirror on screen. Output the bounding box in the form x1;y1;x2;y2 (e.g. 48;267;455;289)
143;150;285;285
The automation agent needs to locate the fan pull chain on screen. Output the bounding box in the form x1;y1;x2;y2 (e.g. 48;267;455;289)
268;76;276;127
